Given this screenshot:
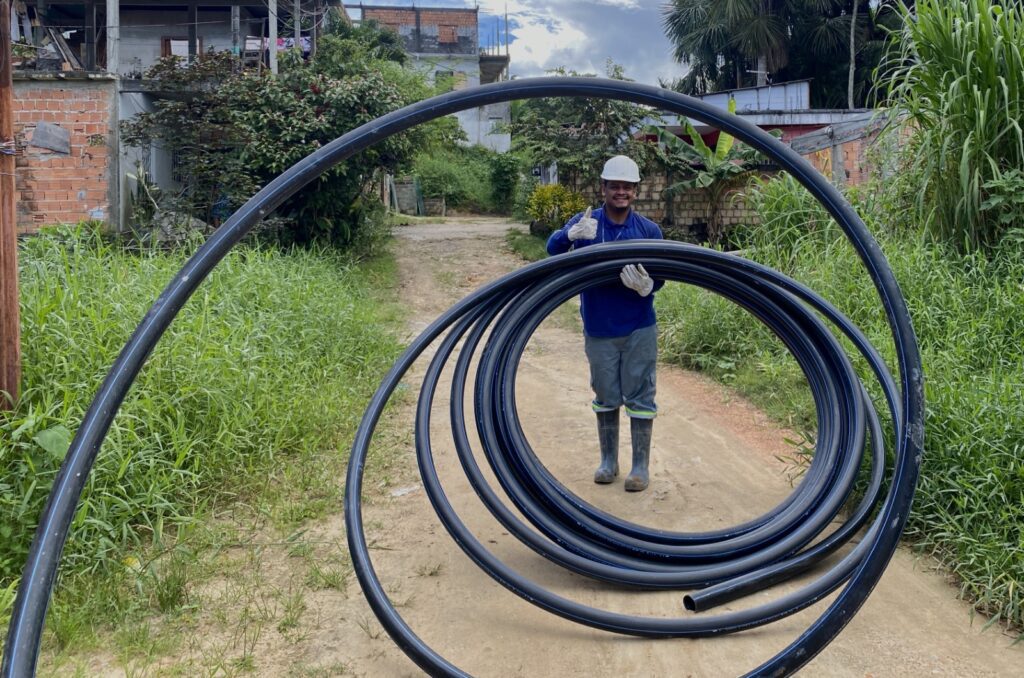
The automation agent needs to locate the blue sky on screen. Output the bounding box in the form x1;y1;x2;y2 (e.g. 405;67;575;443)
348;1;684;86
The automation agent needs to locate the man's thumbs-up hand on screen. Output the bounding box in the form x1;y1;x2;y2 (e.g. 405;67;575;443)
567;206;598;241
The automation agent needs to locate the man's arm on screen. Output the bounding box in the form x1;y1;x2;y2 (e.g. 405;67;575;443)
546;219;575;255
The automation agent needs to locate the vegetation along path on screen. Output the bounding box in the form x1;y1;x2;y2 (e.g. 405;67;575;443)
82;218;1023;677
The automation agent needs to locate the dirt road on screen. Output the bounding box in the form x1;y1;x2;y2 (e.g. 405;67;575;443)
303;217;1021;677
89;217;1021;676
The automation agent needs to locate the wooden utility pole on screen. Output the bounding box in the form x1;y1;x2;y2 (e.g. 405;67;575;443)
84;0;96;70
0;0;22;408
188;3;198;63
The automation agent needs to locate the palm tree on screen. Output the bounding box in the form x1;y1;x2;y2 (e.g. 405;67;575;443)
662;0;847;94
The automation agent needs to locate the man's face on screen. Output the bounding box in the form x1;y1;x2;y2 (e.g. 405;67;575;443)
602;180;637;210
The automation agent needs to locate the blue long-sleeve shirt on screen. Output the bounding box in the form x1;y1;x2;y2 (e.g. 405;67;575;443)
546;207;664;338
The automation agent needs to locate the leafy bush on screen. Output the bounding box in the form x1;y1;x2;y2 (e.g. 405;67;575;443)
647;98;776;246
122;22;430;250
512;173;539;223
658;173;1024;628
0;228;402;589
879;0;1024;251
525;184;589;237
489;152;521;209
412;145;518;214
413;147;492;212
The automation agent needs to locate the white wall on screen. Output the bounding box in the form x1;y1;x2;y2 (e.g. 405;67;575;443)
118;9;259;77
456;102;511;152
409;54;510;152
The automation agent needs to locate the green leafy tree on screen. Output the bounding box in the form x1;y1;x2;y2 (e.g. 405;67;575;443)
647;99;774;245
661;0;898;108
121;51;258;227
509;61;654;190
225;45;428;245
122;21;431;249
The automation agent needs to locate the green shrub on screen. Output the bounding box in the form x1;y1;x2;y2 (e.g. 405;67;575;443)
489;152;521;210
512;174;539;223
122;21;431;249
413;145;509;213
0;228;403;587
525;184;588;237
657;173;1024;628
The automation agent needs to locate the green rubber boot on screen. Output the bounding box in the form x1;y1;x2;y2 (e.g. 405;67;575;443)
625;417;652;492
593;409;619;484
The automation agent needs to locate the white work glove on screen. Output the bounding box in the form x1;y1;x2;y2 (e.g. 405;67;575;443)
620;264;654;297
567;206;598;241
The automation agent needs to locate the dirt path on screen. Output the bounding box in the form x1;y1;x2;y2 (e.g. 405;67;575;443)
83;217;1022;677
309;217;1022;677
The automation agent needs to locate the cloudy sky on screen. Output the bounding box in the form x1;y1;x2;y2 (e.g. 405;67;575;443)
350;1;685;86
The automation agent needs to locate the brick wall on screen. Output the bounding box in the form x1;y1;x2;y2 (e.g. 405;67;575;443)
362;7;477;28
12;76;117;234
362;6;478;54
803;134;876;187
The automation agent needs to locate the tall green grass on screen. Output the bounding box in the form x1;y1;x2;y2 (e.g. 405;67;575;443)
879;0;1024;250
0;227;403;628
657;174;1024;629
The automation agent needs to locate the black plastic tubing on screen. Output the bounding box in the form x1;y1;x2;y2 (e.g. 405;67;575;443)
1;77;923;678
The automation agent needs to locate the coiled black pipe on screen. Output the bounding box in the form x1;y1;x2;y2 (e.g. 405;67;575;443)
2;77;923;678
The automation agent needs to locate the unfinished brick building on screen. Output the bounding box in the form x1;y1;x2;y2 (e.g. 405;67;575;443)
359;4;511;151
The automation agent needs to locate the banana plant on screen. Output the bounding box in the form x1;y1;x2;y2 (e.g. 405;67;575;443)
646;98;776;245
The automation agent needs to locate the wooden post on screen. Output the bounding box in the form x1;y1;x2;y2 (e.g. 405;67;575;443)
311;0;318;58
34;0;48;46
0;0;22;408
294;0;300;42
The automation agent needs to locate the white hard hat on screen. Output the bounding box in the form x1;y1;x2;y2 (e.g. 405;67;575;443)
601;155;641;183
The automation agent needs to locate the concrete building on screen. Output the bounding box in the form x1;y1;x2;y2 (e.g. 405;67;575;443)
353;4;511;152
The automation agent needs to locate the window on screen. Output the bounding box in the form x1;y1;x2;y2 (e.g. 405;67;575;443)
439;25;457;44
161;37;203;59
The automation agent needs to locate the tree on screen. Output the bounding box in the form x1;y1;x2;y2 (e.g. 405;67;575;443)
662;1;832;90
661;0;896;108
122;20;431;249
509;61;654;190
646;99;776;245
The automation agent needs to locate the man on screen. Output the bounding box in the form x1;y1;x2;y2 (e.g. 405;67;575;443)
545;155;663;492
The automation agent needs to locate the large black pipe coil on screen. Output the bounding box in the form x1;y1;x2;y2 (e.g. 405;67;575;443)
3;78;924;678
